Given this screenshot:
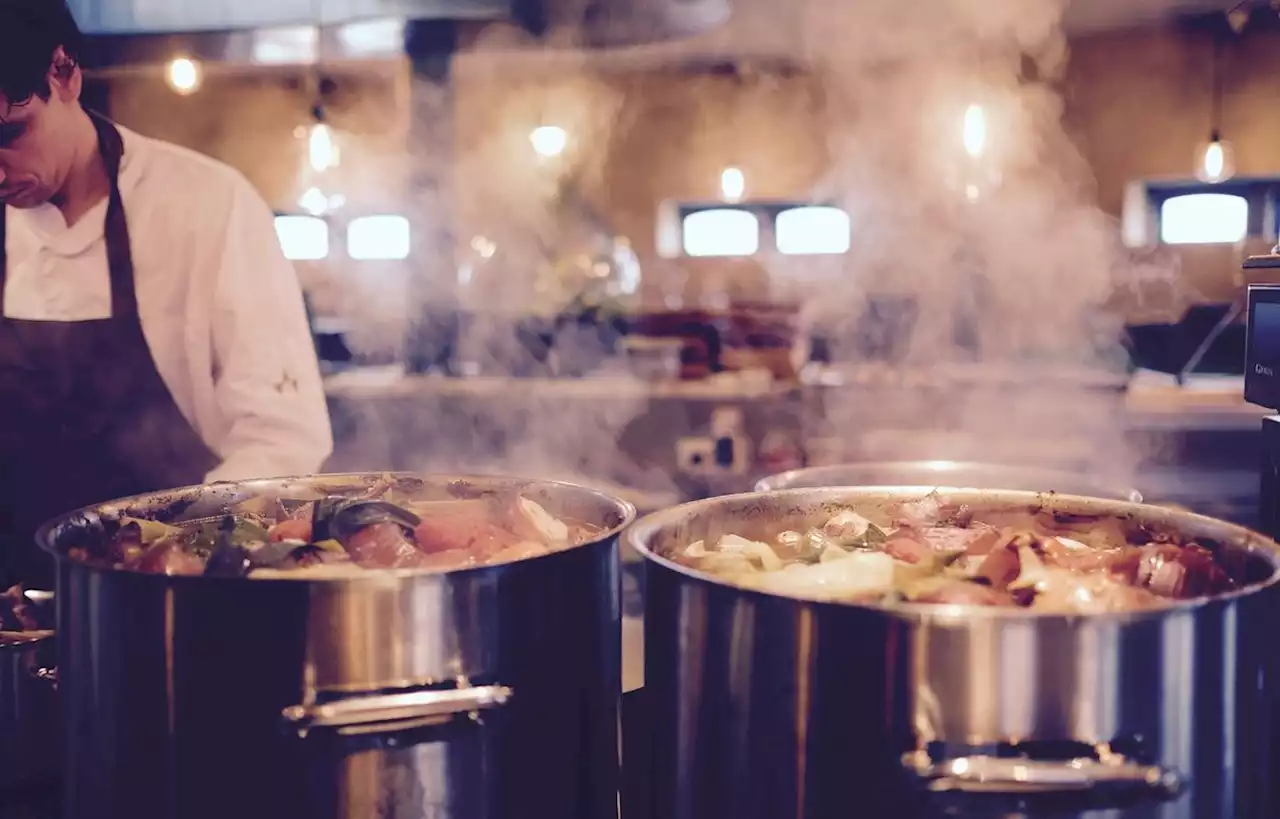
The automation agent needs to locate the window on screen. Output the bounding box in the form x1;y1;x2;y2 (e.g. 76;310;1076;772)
1159;193;1249;245
348;215;411;260
776;206;851;255
682;209;760;257
274;215;329;261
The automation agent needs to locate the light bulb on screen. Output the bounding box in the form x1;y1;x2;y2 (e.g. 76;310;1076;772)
963;104;986;159
166;57;202;95
307;123;340;173
1195;135;1236;184
530;125;568;158
720;167;745;202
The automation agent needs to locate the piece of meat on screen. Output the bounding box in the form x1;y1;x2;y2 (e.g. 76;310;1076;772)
413;515;523;560
976;544;1021;589
1098;546;1145;584
962;527;1005;557
345;523;433;569
269;518;314;543
1133;544;1234;599
919;525;999;554
884;536;932;564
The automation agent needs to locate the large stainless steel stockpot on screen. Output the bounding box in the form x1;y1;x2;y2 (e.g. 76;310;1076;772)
39;473;635;819
757;460;1143;502
629;487;1280;819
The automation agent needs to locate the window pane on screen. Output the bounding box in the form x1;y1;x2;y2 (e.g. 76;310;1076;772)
776;206;851;255
348;215;412;260
274;215;328;261
682;209;759;257
1160;193;1248;245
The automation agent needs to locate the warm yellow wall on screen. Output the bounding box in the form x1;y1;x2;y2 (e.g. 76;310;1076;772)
104;61;412;212
1064;25;1280;218
96;22;1280;313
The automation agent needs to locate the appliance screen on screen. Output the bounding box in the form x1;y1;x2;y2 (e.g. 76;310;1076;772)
1253;303;1280;375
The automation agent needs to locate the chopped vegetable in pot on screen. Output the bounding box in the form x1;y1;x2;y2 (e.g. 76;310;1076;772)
670;496;1244;612
67;483;601;579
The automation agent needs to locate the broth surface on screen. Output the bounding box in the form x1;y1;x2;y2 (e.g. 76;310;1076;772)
667;494;1263;612
66;477;602;578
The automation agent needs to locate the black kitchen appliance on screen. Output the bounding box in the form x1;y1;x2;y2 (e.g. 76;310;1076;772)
1244;249;1280;539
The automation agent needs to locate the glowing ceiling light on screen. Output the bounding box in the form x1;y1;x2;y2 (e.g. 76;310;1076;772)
963;104;986;158
530;125;568;158
1195;132;1236;184
307;123;340;173
720;167;745;202
166;57;202;95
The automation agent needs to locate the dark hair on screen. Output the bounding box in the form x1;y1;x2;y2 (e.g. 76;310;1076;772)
0;0;84;109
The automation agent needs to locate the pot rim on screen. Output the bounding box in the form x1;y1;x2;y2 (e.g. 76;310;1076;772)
37;472;637;585
755;461;1143;502
0;630;54;648
627;486;1280;624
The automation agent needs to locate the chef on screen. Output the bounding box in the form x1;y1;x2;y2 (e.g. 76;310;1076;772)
0;0;333;588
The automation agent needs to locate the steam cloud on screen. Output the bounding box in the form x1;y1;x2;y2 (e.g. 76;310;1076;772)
329;0;1177;498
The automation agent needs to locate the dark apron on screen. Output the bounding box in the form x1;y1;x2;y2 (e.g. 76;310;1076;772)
0;113;219;589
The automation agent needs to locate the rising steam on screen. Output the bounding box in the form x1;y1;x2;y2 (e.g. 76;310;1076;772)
328;0;1174;496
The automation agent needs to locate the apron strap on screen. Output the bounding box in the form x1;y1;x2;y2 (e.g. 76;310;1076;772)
0;110;138;319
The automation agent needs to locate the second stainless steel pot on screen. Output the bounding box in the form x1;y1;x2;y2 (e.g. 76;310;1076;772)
629;488;1280;819
41;473;635;819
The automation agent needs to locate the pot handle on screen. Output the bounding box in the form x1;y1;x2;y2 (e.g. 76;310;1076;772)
282;685;512;737
903;751;1183;796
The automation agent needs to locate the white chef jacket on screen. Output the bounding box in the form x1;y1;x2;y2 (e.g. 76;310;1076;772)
2;125;333;483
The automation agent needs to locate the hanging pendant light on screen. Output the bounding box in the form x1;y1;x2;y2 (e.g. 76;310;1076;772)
1194;29;1236;184
305;104;340;173
1195;130;1236;184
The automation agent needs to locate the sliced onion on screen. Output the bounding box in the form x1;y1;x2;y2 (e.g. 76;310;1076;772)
822;510;875;542
742;551;895;600
682;540;707;558
819;542;852;563
717;534;784;571
517;497;570;547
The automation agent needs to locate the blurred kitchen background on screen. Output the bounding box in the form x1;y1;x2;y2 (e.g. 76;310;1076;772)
73;0;1280;525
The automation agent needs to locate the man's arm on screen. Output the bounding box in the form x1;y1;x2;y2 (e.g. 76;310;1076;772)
203;180;333;482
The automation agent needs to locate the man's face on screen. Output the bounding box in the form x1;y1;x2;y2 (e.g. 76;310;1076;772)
0;61;82;209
